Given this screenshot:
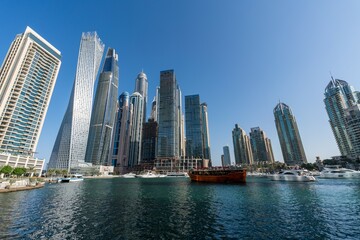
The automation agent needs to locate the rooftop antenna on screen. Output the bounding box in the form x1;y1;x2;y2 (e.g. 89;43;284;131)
329;71;335;81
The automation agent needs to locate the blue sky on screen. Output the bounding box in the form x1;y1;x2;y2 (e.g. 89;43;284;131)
1;0;360;166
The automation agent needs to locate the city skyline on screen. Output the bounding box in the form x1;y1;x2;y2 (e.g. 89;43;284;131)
2;1;360;165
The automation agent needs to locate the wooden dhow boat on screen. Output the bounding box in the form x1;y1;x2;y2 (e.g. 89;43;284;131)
188;168;246;183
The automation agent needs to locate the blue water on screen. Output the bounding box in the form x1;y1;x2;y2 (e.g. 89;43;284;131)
1;177;360;239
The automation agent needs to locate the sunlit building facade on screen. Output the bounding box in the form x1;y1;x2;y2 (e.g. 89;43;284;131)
128;92;144;167
0;26;61;173
110;92;131;172
274;102;307;165
345;104;360;157
86;48;118;166
324;78;357;157
250;127;274;163
232;124;253;165
201;103;211;162
135;71;148;123
156;70;181;159
49;32;104;170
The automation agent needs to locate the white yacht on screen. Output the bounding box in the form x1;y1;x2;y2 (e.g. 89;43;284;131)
319;167;360;179
270;170;316;182
135;171;160;178
121;173;137;178
60;174;84;183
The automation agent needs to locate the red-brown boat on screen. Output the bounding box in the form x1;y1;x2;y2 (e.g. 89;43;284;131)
188;168;246;183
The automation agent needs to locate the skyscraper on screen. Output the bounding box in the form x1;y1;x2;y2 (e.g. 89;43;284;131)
185;95;203;158
0;26;61;156
345;104;360;157
250;127;274;163
223;146;231;166
110;92;131;171
49;32;104;170
142;118;158;164
324;78;357;156
156;70;181;159
274;102;307;165
135;71;148;122
232;124;253;165
201;103;211;161
128;92;144;167
85;48;118;166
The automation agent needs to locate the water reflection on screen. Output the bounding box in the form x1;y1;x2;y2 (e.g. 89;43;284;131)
1;177;360;239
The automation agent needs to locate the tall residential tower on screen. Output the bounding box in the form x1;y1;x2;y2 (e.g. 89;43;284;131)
0;26;61;174
156;70;181;159
324;78;357;157
274;102;307;165
49;32;104;170
232;124;253;165
85;48;118;166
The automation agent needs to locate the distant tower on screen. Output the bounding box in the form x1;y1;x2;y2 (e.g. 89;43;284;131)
49;32;104;170
156;70;181;159
128;92;144;167
135;71;148;122
85;48;118;165
250;127;274;163
110;92;131;172
274;102;307;165
232;124;253;165
223;146;231;166
324;78;357;156
0;26;61;157
201;103;211;162
185;95;203;158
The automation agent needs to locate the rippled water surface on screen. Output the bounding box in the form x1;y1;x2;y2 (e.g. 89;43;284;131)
1;177;360;239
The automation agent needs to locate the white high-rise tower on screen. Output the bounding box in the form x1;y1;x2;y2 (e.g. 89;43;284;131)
0;26;61;156
49;32;104;170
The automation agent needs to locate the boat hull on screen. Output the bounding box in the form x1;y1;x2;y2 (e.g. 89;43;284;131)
188;169;246;183
270;175;315;182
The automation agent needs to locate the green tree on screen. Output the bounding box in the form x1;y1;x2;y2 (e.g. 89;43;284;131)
55;169;62;176
0;165;13;177
13;167;27;177
61;169;68;176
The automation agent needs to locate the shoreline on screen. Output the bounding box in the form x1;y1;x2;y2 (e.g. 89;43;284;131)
0;183;44;193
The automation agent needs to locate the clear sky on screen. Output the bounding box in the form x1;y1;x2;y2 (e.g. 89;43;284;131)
1;0;360;166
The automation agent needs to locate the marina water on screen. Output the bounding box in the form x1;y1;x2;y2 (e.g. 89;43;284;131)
1;177;360;239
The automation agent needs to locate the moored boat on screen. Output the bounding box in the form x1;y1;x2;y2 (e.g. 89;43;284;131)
121;172;136;178
319;167;360;179
270;170;315;182
188;168;246;183
135;171;161;178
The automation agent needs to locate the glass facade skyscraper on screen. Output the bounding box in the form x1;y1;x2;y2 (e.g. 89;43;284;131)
274;102;307;165
232;124;253;165
156;70;181;159
110;92;131;172
345;104;360;157
0;26;61;156
223;146;231;166
85;48;118;166
128;92;144;167
135;71;148;123
250;127;274;163
185;95;203;158
49;32;104;170
324;78;357;157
